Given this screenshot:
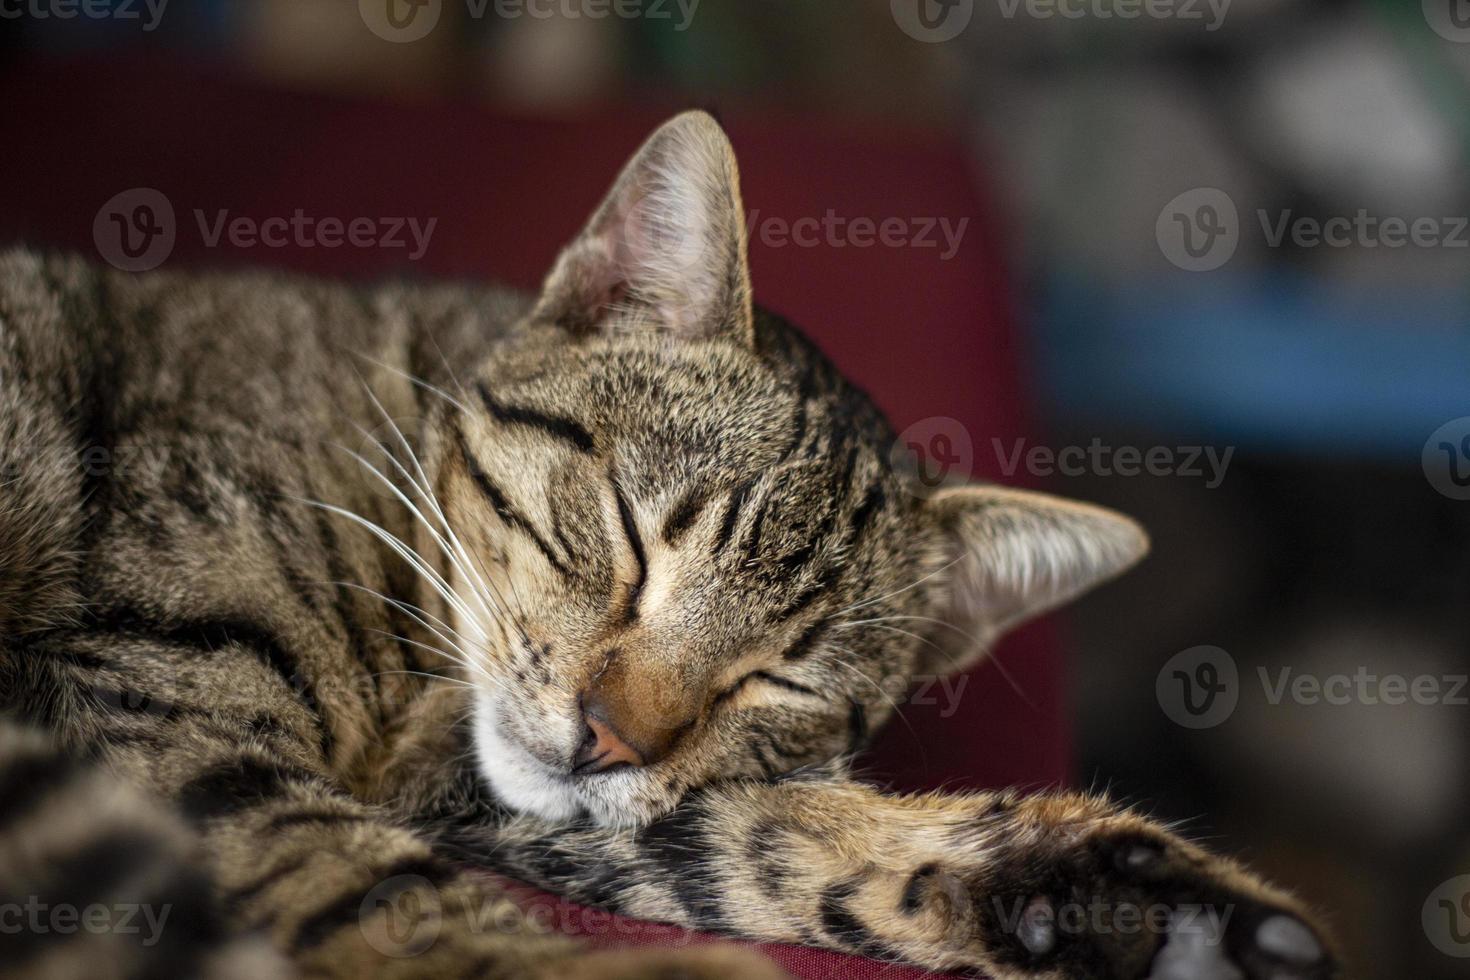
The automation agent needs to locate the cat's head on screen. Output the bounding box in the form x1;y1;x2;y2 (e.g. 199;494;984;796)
442;112;1147;826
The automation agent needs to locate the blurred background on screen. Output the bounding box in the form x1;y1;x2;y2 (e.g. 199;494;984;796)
3;1;1469;976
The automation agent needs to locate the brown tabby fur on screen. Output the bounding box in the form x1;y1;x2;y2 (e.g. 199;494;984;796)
0;113;1337;979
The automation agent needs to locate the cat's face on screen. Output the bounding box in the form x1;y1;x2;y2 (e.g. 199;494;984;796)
440;113;1148;827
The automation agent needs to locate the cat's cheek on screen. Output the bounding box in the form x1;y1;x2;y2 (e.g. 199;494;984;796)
472;695;584;822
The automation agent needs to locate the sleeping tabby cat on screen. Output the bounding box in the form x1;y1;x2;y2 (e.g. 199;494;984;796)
0;112;1336;979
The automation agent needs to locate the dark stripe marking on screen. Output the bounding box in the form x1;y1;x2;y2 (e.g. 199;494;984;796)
461;446;570;577
661;485;707;544
902;863;940;913
820;880;901;959
751;671;820;698
713;478;756;555
0;748;79;829
782;621;827;661
743;494;772;563
613;480;647;621
82;607;333;759
177;756;315;822
224;853;313;910
639;802;726;929
776;571;836;621
476;381;594;453
848;480;886;539
784;399;808;459
292;855;457;950
846;697;869;754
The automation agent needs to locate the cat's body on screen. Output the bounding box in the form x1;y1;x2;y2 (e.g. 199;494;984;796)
0;114;1337;979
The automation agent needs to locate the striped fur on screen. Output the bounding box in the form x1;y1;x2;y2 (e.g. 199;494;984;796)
0;112;1336;978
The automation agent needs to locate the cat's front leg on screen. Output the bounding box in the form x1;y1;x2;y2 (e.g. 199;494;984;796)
481;778;1339;979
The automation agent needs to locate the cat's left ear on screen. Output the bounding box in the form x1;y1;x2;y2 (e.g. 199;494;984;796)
531;111;753;344
918;485;1149;676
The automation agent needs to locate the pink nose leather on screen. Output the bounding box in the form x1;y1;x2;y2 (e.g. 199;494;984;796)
575;711;645;773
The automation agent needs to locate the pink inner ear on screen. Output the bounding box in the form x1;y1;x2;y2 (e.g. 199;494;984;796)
603;182;666;282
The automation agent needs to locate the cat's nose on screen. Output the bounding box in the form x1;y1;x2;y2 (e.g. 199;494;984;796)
571;687;691;774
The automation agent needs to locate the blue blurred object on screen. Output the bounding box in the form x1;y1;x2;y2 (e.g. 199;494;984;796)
10;0;235;52
1037;272;1470;459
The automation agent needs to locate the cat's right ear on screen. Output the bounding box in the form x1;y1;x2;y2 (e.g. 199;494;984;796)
530;111;754;345
917;485;1149;676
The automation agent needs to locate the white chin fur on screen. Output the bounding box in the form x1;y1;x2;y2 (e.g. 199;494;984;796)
472;695;583;822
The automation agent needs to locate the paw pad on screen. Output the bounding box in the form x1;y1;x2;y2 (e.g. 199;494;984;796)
1148;912;1241;980
1116;843;1163;873
1255;915;1323;965
1017;896;1056;955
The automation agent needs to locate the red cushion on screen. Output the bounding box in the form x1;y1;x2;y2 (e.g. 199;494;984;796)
0;56;1067;978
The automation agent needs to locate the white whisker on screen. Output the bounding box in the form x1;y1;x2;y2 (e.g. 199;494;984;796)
349;379;511;629
336;582;492;678
338;439;502;628
350;350;471;413
292;497;480;630
372;668;479;691
363;628;497;688
830;556;964;619
354;375;527;636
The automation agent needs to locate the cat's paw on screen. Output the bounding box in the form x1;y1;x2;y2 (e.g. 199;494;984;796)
541;944;791;980
889;802;1339;979
982;833;1333;979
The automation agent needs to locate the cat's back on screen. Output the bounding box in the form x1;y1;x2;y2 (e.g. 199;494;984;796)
0;246;524;639
0;247;393;430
